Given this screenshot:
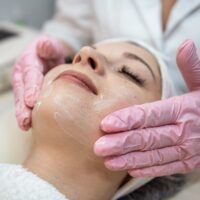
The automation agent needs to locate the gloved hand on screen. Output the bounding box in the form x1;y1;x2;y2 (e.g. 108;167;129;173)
12;36;67;131
94;39;200;177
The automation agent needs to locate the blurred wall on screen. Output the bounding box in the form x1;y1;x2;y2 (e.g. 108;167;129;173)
0;0;55;29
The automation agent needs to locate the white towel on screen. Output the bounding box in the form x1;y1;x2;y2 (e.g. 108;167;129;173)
0;164;68;200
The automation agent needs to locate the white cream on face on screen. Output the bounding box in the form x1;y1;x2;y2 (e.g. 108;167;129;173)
34;84;53;113
33;62;141;151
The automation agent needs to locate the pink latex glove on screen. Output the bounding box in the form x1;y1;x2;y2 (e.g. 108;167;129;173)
12;35;67;130
94;39;200;177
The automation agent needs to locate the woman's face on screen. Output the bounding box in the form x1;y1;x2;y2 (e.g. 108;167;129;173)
32;41;161;150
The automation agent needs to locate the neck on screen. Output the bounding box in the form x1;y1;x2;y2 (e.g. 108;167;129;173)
23;139;125;200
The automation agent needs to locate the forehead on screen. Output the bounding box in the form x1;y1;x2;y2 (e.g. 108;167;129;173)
95;41;157;64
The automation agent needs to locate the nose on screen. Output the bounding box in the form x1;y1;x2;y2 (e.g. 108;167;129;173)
73;46;105;75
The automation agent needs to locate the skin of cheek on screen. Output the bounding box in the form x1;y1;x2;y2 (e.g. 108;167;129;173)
93;74;158;117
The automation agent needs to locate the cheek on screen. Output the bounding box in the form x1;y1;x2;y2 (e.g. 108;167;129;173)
93;79;140;118
92;77;158;118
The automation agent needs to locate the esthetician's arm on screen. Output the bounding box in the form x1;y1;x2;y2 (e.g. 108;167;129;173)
95;40;200;177
12;36;74;130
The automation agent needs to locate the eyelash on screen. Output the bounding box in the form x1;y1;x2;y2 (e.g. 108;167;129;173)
119;65;146;86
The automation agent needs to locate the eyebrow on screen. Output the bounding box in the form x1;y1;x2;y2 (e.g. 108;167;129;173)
123;52;156;80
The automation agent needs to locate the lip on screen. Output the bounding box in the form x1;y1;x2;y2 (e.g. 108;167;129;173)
55;70;98;95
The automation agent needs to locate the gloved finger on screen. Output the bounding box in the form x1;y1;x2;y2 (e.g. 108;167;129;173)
128;156;200;177
101;97;180;133
177;39;200;91
94;125;179;157
104;146;183;171
37;36;65;60
16;102;32;131
24;68;44;108
21;54;44;108
12;65;32;130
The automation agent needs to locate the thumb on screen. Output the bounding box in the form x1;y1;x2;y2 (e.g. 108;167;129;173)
101;97;180;133
36;36;65;60
176;39;200;91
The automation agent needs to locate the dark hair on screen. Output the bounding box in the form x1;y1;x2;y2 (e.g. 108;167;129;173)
119;174;187;200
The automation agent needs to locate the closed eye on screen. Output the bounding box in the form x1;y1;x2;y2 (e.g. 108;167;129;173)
119;65;146;86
